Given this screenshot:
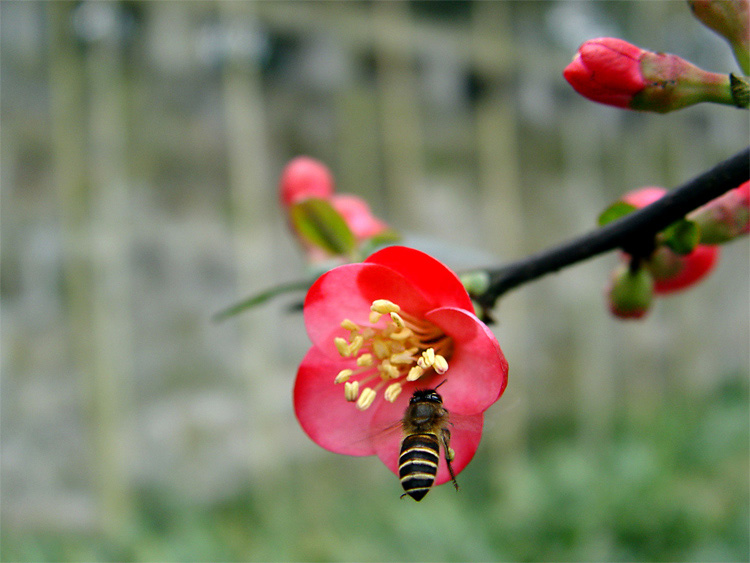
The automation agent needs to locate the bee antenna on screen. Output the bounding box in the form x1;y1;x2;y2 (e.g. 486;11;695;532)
433;379;448;390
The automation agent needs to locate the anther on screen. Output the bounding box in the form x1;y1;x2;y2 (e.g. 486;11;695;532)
369;311;382;324
344;380;360;401
372;339;390;360
447;447;456;461
348;334;364;356
406;365;424;381
340;319;359;331
390;327;413;341
417;348;436;369
334;369;353;384
377;360;399;379
356;387;377;410
384;382;402;403
390;350;415;365
335;337;351;357
356;353;374;367
390;312;405;329
433;354;449;374
371;299;400;315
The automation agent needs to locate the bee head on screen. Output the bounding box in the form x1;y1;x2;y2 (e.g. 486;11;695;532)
409;381;446;405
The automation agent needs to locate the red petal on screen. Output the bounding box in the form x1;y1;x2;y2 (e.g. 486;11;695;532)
426;307;509;415
653;245;720;294
303;262;433;357
369;391;484;487
365;246;474;312
293;347;377;455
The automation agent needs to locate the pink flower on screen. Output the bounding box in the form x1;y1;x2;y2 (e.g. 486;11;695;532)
621;187;720;295
564;37;735;112
280;156;396;263
279;156;335;207
294;246;509;486
330;194;391;242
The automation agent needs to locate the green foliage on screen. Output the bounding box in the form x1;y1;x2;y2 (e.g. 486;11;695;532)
289;198;357;257
3;379;747;562
661;218;700;255
598;201;638;227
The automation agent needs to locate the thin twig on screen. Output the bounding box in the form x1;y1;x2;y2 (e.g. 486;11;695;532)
473;147;750;313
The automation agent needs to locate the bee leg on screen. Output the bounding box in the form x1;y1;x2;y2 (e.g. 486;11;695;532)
440;428;459;491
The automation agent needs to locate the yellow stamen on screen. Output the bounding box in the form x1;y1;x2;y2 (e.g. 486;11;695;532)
341;319;359;331
344;380;360;401
371;299;400;314
356;387;377;410
334;369;353;384
447;447;455;461
406;365;424;381
369;311;382;324
390;327;413;341
418;347;436;369
433;354;449;374
384;382;402;403
335;337;351;357
390;349;415;365
348;334;364;356
390;312;405;329
372;339;390;360
356;353;374;367
378;360;400;379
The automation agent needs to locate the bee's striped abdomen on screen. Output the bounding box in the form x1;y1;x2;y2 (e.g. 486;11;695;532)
399;433;440;501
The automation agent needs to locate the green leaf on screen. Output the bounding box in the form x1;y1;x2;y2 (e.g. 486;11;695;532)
290;198;356;256
598;201;638;227
661;219;700;255
212;279;311;321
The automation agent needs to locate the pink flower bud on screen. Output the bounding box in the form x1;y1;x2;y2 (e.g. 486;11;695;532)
330;194;391;241
606;263;654;319
621;187;721;295
689;180;750;243
688;0;750;73
279;156;335;207
563;38;648;109
564;37;735;112
649;244;720;294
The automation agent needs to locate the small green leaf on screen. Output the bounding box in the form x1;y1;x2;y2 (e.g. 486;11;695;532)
213;279;311;321
290;198;357;256
598;201;638;227
661;219;700;255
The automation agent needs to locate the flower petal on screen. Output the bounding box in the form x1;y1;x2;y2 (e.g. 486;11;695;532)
369;391;484;487
365;246;474;312
425;307;509;415
303;262;433;357
293;347;377;455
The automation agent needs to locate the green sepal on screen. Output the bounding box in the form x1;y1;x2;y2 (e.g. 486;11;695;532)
289;198;357;256
661;218;700;255
598;201;638;227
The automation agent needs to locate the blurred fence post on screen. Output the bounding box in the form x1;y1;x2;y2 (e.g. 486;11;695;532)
49;2;134;536
218;2;279;474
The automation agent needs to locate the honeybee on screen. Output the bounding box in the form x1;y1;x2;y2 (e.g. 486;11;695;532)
398;381;459;501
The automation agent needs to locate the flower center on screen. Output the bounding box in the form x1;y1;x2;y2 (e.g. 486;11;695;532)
333;299;453;410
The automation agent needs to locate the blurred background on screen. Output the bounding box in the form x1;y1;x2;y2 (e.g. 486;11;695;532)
1;1;748;561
